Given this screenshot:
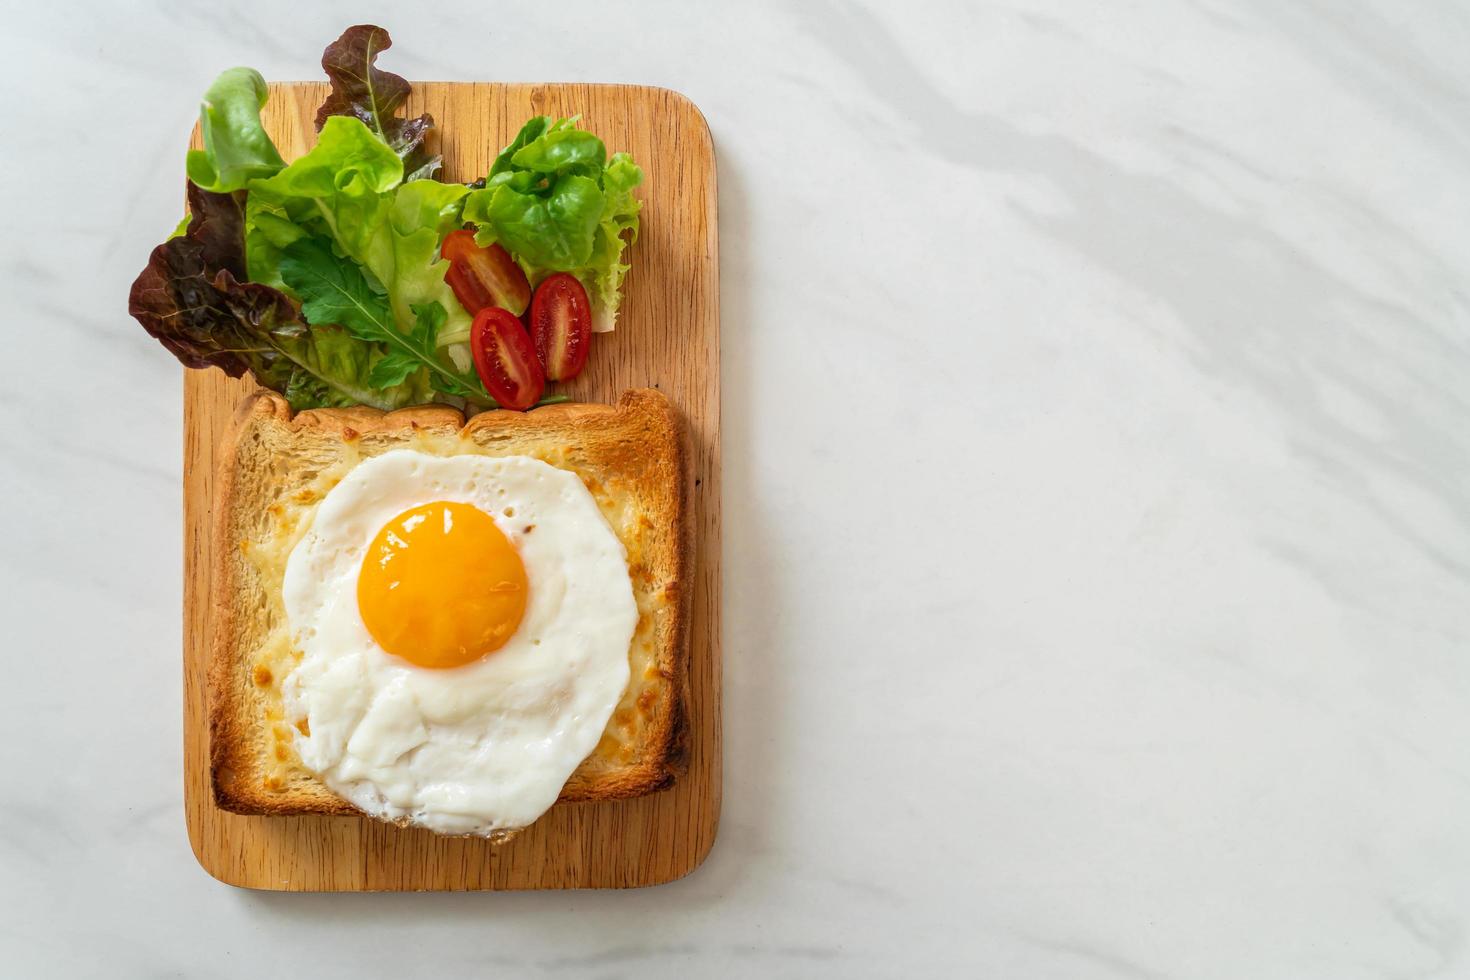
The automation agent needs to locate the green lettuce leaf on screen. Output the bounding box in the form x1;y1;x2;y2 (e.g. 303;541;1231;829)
282;326;384;408
241;197;308;292
469;172;603;270
185;68;287;193
248;115;402;262
246;119;471;348
380;180;474;346
463;116;642;331
577;152;642;332
488;116;554;178
509;125;606;177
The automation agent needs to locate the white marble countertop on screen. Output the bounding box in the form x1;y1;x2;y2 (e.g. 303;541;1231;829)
5;1;1469;977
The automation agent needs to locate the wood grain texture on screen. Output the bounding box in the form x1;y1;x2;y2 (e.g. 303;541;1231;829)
182;82;720;890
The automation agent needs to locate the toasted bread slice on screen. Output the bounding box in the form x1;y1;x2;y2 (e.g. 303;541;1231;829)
208;388;691;829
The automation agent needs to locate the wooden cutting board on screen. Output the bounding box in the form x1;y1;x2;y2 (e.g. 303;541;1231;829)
182;82;720;890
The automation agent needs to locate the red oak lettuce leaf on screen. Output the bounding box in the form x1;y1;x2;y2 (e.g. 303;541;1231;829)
127;182;395;408
315;24;441;181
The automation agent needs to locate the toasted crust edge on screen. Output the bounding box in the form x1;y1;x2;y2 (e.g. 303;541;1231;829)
206;388;693;821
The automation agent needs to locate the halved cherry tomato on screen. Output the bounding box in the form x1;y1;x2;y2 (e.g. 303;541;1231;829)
529;273;593;381
470;307;544;411
441;230;531;316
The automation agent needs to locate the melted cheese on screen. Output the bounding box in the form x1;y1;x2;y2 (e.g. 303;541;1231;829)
240;432;666;791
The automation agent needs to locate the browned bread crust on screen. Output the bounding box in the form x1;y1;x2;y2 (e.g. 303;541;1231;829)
208;388;692;829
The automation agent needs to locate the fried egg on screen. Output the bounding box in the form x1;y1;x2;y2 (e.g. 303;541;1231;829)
279;449;637;836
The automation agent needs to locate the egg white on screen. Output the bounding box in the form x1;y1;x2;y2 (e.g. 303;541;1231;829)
279;450;636;836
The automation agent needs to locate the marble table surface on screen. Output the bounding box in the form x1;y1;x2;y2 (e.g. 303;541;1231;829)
4;1;1468;977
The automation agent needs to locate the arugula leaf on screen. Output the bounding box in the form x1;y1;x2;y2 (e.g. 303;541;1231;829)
430;373;480;400
186;68;287;193
372;303;480;399
315;25;441;182
368;303;441;388
367;352;421;389
279;237;491;405
278;236;395;339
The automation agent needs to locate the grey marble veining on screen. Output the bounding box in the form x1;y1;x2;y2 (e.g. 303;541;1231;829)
2;1;1468;977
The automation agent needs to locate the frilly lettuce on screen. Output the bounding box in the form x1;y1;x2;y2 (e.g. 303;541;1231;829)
463;117;643;331
315;24;441;182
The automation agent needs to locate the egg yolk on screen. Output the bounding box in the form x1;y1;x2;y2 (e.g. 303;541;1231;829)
357;501;527;669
